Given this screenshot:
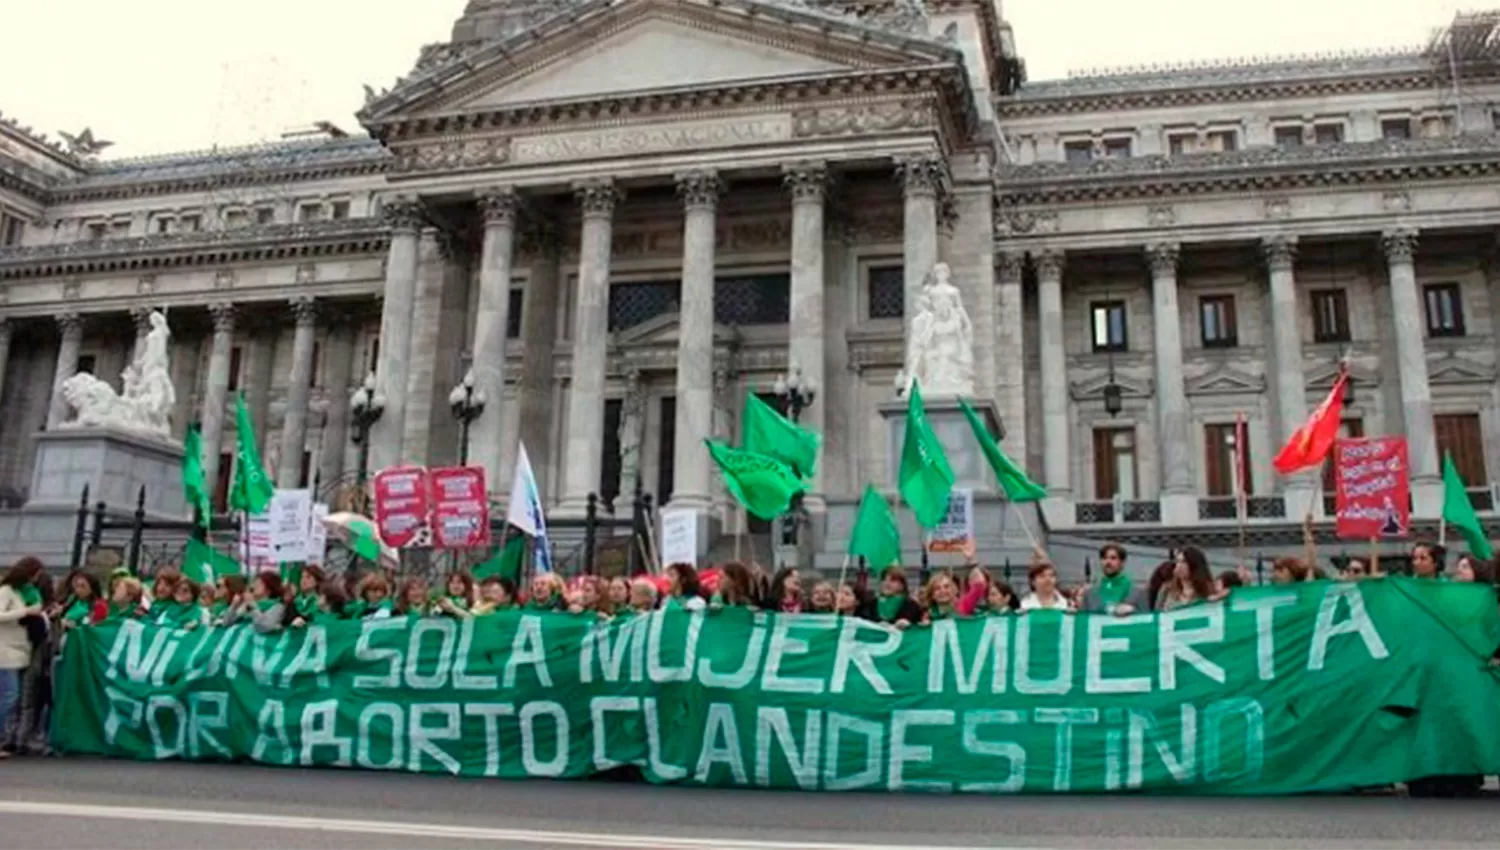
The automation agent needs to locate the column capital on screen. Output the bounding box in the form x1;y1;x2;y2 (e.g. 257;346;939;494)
56;311;83;339
380;196;426;233
209;302;237;333
782;161;829;204
996;251;1024;284
675;170;724;212
1261;235;1298;271
1033;248;1065;281
1145;242;1180;276
1381;228;1419;264
574;180;624;219
290;296;318;327
476;187;520;228
894;154;949;199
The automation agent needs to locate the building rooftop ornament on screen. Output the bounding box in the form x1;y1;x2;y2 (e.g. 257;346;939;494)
57;127;114;159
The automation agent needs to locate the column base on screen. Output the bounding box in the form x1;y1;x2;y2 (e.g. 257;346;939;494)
1411;476;1444;519
1159;491;1198;526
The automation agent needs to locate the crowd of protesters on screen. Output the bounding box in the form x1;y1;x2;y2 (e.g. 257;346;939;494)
0;540;1496;795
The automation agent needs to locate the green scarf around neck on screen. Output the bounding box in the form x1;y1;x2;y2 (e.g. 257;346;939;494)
1098;572;1134;606
876;593;906;622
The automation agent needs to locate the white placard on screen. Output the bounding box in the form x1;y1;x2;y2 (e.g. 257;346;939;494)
306;503;329;567
245;513;274;570
268;489;313;563
659;509;698;568
927;488;974;553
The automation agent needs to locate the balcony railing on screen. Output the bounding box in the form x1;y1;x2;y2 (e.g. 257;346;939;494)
1198;496;1287;521
1076;499;1162;525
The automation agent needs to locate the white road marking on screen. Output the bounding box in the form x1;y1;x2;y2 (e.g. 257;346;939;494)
0;800;1015;850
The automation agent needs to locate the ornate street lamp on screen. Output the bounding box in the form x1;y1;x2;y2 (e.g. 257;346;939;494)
448;368;487;466
349;372;386;513
773;361;817;424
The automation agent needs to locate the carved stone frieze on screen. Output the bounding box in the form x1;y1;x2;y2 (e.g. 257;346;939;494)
791;100;934;138
295;262;317;283
137;274;157;296
1146;203;1175;228
61;279;81;300
214;269;235;290
996;251;1024;284
391;137;510;174
994;205;1058;237
1263;197;1292;220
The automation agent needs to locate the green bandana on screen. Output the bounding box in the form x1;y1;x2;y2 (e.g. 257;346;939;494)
344;600;367;619
254;599;278;613
928;604;954;621
18;585;41;607
150;600;181;625
1098;572;1133;607
294;593;320;619
985;605;1012;617
62;599;93;625
876;594;906;622
209;601;230;622
103;602;136;622
526;596;558;612
446;594;470;610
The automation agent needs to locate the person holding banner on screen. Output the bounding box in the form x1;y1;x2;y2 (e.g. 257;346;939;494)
765;568;803;614
605;576;631;611
396;579;430;619
1019;562;1073;612
873;567;921;627
468;577;518;616
711;562;757;609
222;572;288;634
1411;542;1445;579
1078;544;1145;615
664;564;707;612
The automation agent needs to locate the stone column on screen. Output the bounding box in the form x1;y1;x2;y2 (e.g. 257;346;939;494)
668;170;723;513
518;225;561;501
895;155;945;339
369;197;424;471
1383;228;1442;514
1147;243;1195;523
275;297;318;488
46;313;83;429
200;303;236;502
784;162;828;500
244;325;275;454
995;252;1027;471
470;188;520;491
129;307;153;365
558;180;623;516
0;318;12;412
316;317;358;493
1035;249;1071;498
1263;236;1315;515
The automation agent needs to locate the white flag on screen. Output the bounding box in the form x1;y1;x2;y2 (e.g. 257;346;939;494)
506;443;552;574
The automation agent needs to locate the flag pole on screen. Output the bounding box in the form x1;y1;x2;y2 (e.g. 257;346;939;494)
1369;536;1380;577
1008;500;1043;556
835;553;852;596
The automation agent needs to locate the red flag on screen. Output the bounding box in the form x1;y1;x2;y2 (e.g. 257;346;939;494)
1273;371;1348;474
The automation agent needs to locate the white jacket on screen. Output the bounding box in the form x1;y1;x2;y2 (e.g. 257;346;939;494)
0;585;34;670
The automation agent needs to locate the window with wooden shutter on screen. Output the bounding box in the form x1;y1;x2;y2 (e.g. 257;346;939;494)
1204;423;1252;497
1435;413;1486;485
1092;427;1137;500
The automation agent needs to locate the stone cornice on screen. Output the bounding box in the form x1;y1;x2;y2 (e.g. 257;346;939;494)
995;135;1500;205
0;219;389;280
0;158;53;203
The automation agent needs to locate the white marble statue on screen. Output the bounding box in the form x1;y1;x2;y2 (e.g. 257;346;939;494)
58;309;177;439
901;262;974;397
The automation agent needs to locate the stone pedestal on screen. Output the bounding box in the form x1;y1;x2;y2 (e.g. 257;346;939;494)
879;395;1004;492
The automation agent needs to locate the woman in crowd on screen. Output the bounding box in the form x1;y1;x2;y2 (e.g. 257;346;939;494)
1410;542;1444;579
396;578;430;619
196;581;217;614
872;567;921;627
1271;557;1312;585
663;563;706;612
712;562;757;609
351;574;393;619
148;569;183;626
526;574;565;611
210;575;246;625
1215;570;1243;596
1157;547;1214;611
470;576;517;616
1339;557;1372;581
56;571;106;630
983;578;1019;615
105;576;146;622
223;571;288;633
922;572;960;622
1144;559;1177;612
316;583;350;623
623;578;658;615
1020;561;1073;611
605;576;630;612
766;567;803;613
292;566;326;626
1452;553;1490;584
807;580;836;614
834;581;864;617
568;575;609;616
438;571;475;615
162;579;208;630
0;558;44;760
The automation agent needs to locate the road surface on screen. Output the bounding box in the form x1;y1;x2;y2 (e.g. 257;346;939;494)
0;759;1494;849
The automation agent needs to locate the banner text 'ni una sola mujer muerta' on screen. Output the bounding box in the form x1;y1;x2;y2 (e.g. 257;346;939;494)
52;578;1500;794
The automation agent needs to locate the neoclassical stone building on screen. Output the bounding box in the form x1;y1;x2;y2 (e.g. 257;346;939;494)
1;0;1497;567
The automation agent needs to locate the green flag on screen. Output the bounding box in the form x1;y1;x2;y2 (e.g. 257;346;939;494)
705;440;804;521
848;485;902;569
182;426;212;529
898;380;954;528
742;392;821;480
1442;453;1494;560
183;537;239;583
474;532;527;584
228;393;274;515
959;398;1047;502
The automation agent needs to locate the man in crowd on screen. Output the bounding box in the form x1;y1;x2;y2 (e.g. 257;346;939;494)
1078;543;1144;615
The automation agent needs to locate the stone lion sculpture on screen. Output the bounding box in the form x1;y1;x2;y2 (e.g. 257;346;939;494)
60;372;139;429
56;309;177;439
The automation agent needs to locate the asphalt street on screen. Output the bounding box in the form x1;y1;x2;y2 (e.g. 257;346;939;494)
0;759;1495;849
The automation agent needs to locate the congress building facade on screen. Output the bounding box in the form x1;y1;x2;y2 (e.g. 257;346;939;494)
2;0;1498;570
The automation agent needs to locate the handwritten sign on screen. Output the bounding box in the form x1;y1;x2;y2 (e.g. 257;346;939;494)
268;489;313;563
660;509;698;568
927;489;975;554
373;466;430;548
429;466;490;550
1334;437;1409;539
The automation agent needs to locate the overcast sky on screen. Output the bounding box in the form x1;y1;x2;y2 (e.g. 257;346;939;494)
0;0;1464;159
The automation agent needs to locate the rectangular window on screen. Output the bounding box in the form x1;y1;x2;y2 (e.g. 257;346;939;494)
657;396;676;506
223;210;249;229
227;346;243;392
329;200;350;220
1381;118;1412;140
180;214;201;233
2;214;24;247
600;399;623;510
1093;427;1137;500
256;207;276;225
1322;418;1365;493
214;452;233;512
76;354;97;375
1435;413;1486;486
1423;282;1465;337
1089;301;1127;352
867;265;904;319
1102;138;1132;159
1204;423;1252;497
1167;133;1194;156
308;342;320;388
155;217;172;235
1063;141;1093;164
1310;289;1351;343
507;288;524;339
87;222;107;241
298;204;323;223
1206;130;1238;152
1314;123;1344;144
1274;126;1304;149
1199;295;1238;348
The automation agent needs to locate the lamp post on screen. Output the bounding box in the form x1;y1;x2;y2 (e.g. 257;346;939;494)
773;361;817;549
448;368;487;466
349;372;386;514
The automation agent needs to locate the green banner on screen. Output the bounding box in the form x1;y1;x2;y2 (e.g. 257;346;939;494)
52;579;1500;794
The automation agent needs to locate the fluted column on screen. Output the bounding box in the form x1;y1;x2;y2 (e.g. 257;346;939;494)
1263;236;1315;513
316;317;358;493
369;197;424;471
558;180;623;516
995;252;1027;471
895;155;945;337
200;303;237;502
1383;228;1442;514
1147;243;1195;522
517;224;561;501
129;307;153;365
470;187;520;491
1035;249;1070;498
784;162;828;501
276;297;318;488
46;313;83;429
668;171;723;513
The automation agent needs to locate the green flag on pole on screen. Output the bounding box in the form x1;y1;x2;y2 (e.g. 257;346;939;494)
898;380;954;528
742;392;821;480
847;485;902;569
1442;453;1494;560
183;537;239;583
705;440;804;521
474;532;528;584
181;425;212;529
959;398;1047;502
228;393;274;515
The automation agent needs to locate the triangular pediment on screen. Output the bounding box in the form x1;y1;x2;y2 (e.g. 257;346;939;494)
1186;364;1266;396
1306;362;1378;391
1071;373;1154;401
1428;352;1497;384
614;311;741;349
363;0;961;122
